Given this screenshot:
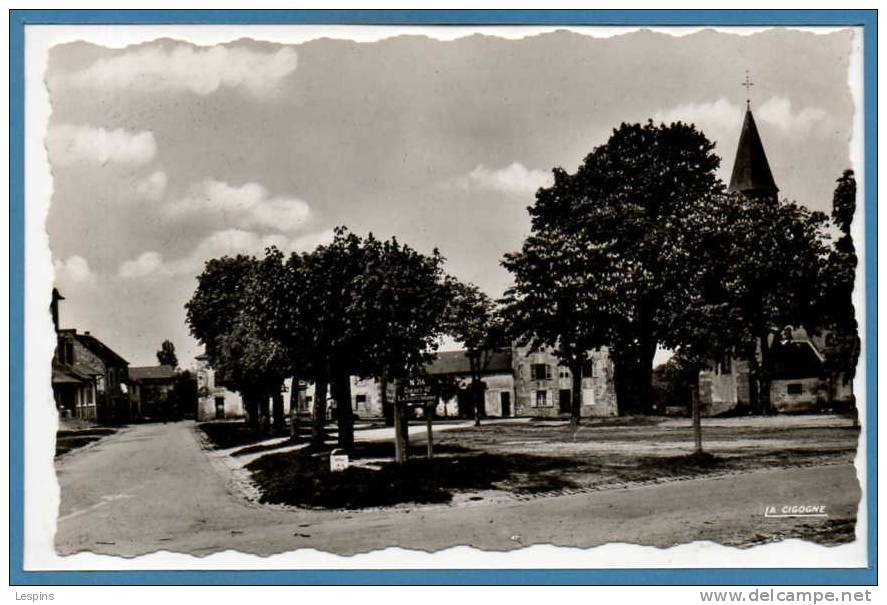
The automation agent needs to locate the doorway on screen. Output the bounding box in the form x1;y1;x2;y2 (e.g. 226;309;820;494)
214;396;225;419
558;389;571;414
500;391;511;417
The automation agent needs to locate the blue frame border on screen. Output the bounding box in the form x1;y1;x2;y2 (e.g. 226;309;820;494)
8;9;877;586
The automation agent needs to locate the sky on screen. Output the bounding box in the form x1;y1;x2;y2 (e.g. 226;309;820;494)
44;27;856;368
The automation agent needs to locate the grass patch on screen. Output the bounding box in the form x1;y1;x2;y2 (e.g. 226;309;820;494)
246;443;583;509
55;428;117;457
239;416;858;510
198;421;297;449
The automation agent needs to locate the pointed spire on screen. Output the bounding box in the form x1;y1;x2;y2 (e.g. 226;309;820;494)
728;106;779;200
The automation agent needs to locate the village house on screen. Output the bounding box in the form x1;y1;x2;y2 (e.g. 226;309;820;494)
290;343;619;422
54;329;132;423
699;330;853;416
194;354;245;421
297;376;386;421
128;365;178;420
51;288;134;423
425;349;515;418
511;344;619;418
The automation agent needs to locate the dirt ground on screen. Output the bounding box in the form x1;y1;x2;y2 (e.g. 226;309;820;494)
55;419;861;556
203;414;859;525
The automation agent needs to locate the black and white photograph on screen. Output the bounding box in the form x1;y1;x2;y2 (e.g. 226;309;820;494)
26;21;866;569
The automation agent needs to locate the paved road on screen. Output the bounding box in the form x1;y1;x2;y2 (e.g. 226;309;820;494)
55;421;860;557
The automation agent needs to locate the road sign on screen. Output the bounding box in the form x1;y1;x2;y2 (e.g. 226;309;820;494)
400;377;436;405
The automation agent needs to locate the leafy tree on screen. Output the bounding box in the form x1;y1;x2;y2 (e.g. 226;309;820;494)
237;248;296;433
502;207;618;424
351;233;450;458
297;229;366;450
504;121;723;417
185;255;256;364
820;169;860;407
185;255;269;427
715;195;830;412
156;340;178;368
444;279;504;426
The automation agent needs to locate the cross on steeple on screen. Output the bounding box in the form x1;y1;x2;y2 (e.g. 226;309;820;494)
742;70;754;108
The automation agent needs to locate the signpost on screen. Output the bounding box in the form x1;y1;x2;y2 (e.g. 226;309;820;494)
398;377;437;461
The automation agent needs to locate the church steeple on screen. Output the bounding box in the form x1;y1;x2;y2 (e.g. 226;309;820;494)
728;74;779;201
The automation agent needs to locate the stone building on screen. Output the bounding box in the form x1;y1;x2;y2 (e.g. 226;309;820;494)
128;365;177;420
194;354;244;421
54;329;131;423
299;376;386;421
50;289;132;423
425;349;515;418
511;344;618;418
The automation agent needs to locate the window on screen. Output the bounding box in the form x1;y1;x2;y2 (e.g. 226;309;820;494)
558;366;570;379
535;390;549;407
354;394;367;410
85;387;93;404
787;383;803;395
532;364;552;381
57;338;74;365
582;359;595;378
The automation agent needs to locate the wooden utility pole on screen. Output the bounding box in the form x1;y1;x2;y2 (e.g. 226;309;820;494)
691;383;703;455
425;403;434;459
394;399;408;463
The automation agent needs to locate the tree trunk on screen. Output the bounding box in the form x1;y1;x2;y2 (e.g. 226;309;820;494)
244;389;260;428
258;393;271;434
470;356;483;427
289;376;300;442
758;333;774;415
613;356;643;415
569;358;583;426
380;369;394;427
311;379;328;446
272;388;285;434
640;337;656;415
333;371;354;451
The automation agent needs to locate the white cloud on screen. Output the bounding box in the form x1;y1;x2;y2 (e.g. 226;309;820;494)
652;97;743;136
652;96;832;141
165;179;311;231
756;97;831;135
134;171;167;201
47;124;157;167
57;44;298;97
464;162;553;195
118;228;334;280
118;251;166;279
54;255;96;285
290;228;336;251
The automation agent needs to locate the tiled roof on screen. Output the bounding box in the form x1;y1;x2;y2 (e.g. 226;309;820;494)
129;365;177;382
72;332;130;367
770;340;824;380
425;349;512;376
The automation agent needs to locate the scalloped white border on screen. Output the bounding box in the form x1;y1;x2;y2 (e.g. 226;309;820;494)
22;24;867;571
